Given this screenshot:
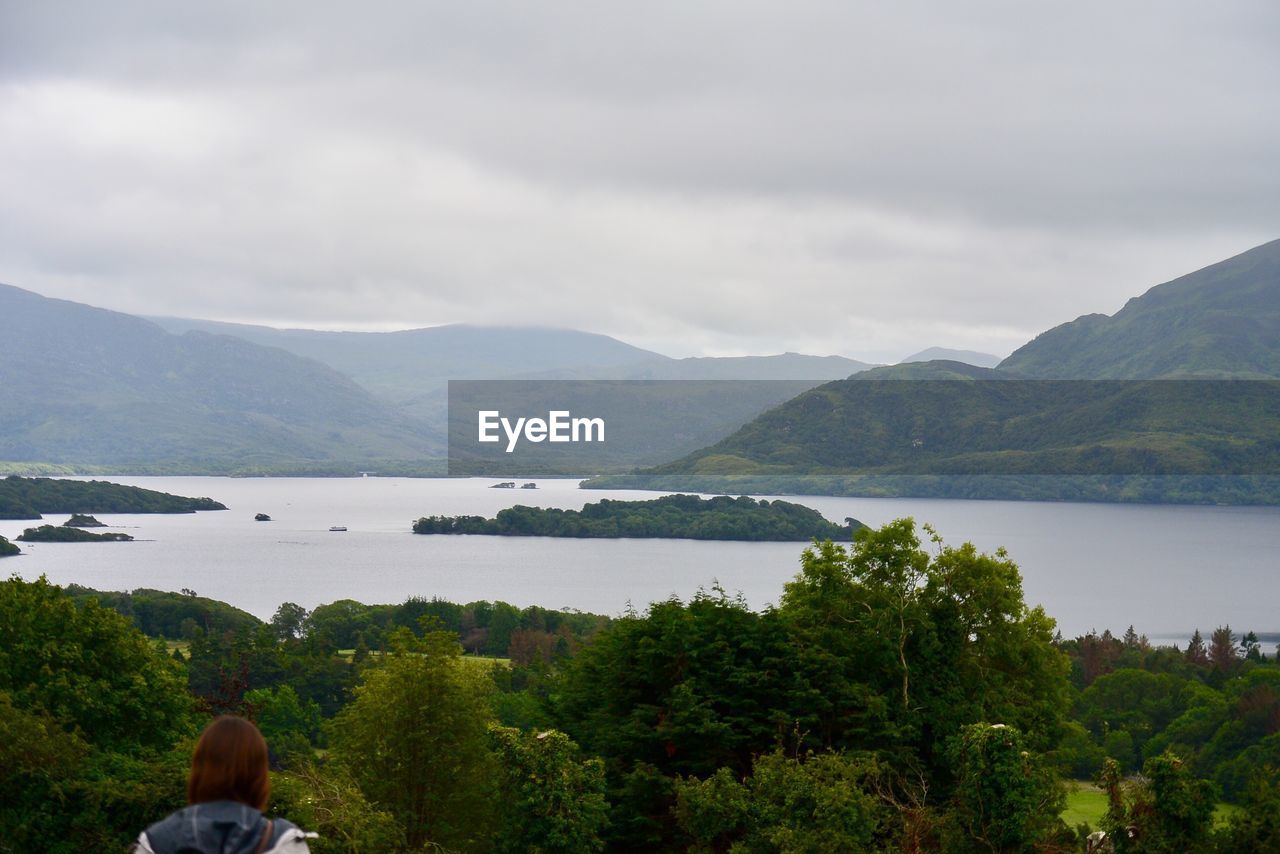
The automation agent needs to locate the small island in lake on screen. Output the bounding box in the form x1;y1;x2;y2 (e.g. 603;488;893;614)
64;514;107;527
0;535;19;557
255;513;272;521
17;525;134;543
412;494;859;541
0;476;226;520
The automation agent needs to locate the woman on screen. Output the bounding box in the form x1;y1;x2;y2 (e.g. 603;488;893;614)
135;716;314;854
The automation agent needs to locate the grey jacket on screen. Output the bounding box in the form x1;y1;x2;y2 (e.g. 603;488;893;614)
134;801;313;854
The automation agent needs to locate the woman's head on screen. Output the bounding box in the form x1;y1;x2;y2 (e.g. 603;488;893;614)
187;715;270;811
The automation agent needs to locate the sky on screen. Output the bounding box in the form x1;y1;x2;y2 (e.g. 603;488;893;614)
1;2;1277;362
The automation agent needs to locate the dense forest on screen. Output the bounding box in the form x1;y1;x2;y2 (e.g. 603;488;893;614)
0;476;226;520
4;520;1280;851
412;494;855;541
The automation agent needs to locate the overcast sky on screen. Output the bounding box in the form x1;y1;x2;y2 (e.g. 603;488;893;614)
1;2;1277;361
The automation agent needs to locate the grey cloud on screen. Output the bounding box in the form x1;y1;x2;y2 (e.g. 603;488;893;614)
0;1;1277;360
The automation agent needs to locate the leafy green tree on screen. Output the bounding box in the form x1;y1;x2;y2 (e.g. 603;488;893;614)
489;726;608;853
1100;753;1215;853
675;750;885;853
0;574;193;752
1217;767;1280;851
778;519;1070;777
245;684;322;761
1209;626;1238;675
270;602;309;641
555;587;792;781
1104;729;1138;773
0;692;90;847
1240;630;1262;661
1055;720;1107;779
944;723;1065;852
270;761;405;853
329;627;498;851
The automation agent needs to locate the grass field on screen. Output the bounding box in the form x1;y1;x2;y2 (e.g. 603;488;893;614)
1062;783;1108;830
334;648;511;667
1062;781;1242;832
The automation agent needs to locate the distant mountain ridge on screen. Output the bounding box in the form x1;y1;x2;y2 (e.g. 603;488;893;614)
148;319;873;438
900;347;1002;368
149;317;667;402
514;352;877;381
999;238;1280;378
0;284;439;472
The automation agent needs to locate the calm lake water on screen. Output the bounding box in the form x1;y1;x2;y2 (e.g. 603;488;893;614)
2;476;1276;640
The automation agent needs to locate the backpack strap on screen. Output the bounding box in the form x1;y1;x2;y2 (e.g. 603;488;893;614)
254;820;275;854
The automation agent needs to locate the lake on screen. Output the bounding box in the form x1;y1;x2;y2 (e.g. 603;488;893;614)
2;476;1276;641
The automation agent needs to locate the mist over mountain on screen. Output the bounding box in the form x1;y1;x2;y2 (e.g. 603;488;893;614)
999;238;1280;378
0;285;439;472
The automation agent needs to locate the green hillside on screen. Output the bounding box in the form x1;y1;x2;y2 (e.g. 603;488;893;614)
999;238;1280;378
645;372;1280;478
602;242;1280;503
0;285;441;472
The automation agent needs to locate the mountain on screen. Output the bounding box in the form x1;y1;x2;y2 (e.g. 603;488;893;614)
150;319;875;450
514;352;876;381
644;366;1280;477
0;284;440;472
604;241;1280;503
900;347;1002;368
999;238;1280;378
149;317;667;402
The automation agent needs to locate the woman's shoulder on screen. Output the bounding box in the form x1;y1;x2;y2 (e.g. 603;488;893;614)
135;802;315;854
263;818;317;853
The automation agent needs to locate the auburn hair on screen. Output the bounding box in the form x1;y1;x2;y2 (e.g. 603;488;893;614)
187;715;271;811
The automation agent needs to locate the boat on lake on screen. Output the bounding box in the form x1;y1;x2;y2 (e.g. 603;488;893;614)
329;525;347;532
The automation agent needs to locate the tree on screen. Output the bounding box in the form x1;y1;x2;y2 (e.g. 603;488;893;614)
1099;753;1214;853
1185;630;1209;667
329;628;497;850
1218;767;1280;852
0;577;194;850
779;518;1070;772
489;727;608;853
1209;626;1238;674
270;761;405;853
945;723;1065;852
245;684;322;762
1240;630;1262;661
0;574;193;752
270;602;309;642
675;750;884;852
